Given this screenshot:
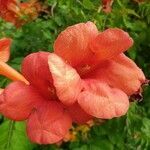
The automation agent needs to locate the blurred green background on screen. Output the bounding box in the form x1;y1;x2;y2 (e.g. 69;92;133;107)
0;0;150;149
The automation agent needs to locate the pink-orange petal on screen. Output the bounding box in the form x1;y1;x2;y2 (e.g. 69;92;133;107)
0;38;12;62
0;81;43;121
78;80;129;119
67;102;93;124
48;53;82;105
84;54;145;95
113;54;145;82
22;52;54;99
0;90;4;112
90;28;133;60
54;21;98;67
27;101;72;144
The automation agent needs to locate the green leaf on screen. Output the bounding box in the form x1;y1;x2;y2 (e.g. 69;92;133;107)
127;47;137;60
82;0;95;10
0;120;35;150
90;139;114;150
142;118;150;139
126;9;140;18
73;145;88;150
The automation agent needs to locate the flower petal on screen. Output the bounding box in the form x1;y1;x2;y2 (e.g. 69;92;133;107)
0;38;12;62
67;102;93;124
0;61;29;84
27;101;72;144
0;90;4;112
84;54;145;95
90;28;133;60
0;88;3;94
0;0;18;25
0;38;28;84
78;80;129;119
48;53;82;105
102;0;114;13
54;21;98;67
22;52;54;99
0;81;43;121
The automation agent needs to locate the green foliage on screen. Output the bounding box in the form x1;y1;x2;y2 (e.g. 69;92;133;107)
139;2;150;24
0;0;150;150
0;120;35;150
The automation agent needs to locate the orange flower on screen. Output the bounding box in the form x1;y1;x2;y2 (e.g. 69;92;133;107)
0;22;146;144
54;22;145;95
0;0;20;25
20;0;41;21
53;22;145;118
0;0;41;27
102;0;114;13
0;37;29;83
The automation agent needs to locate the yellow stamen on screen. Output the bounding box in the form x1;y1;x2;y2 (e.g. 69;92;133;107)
0;61;29;84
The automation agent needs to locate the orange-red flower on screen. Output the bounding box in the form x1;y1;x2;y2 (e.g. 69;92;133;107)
0;0;41;27
0;38;28;82
0;22;146;144
0;37;29;118
102;0;114;13
0;37;11;62
0;0;20;25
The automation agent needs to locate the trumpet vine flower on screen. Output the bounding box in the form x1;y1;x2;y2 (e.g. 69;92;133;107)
0;38;28;83
0;0;41;27
102;0;114;13
0;22;146;144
